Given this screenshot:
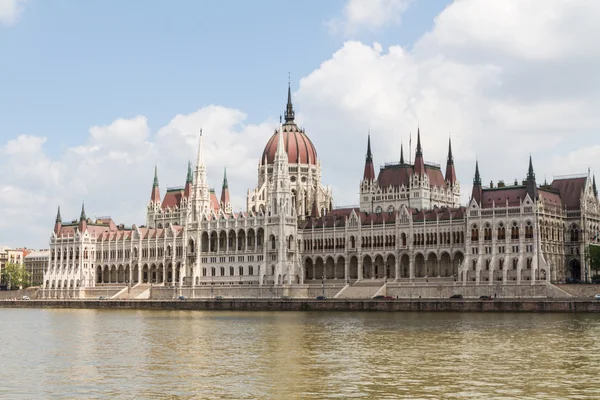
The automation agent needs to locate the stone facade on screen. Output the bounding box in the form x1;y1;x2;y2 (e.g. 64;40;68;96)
42;85;600;298
24;250;49;287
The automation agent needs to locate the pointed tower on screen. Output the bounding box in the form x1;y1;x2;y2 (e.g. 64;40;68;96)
53;206;62;235
271;122;292;216
284;81;295;124
413;127;425;176
184;160;192;198
400;141;405;165
593;175;598;198
150;165;161;205
78;202;87;232
363;134;375;181
445;137;457;185
220;167;232;214
471;160;483;204
192;129;211;217
525;155;537;201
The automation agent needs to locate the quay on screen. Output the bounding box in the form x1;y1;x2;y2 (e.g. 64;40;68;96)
2;298;600;312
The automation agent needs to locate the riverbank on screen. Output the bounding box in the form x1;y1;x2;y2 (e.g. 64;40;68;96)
2;298;600;312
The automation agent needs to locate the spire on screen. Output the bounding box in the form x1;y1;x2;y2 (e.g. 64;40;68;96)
184;160;193;198
413;126;425;176
400;141;405;164
445;137;457;185
471;160;483;204
527;154;535;181
153;165;159;187
220;167;231;213
363;134;375;181
593;175;598;197
53;205;62;234
186;160;192;184
274;123;287;162
196;129;205;169
222;166;228;189
150;166;161;204
525;155;537;200
80;202;86;221
284;80;295;123
473;160;481;186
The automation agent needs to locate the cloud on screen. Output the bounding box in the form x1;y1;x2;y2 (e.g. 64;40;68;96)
0;107;276;248
328;0;413;35
0;0;26;26
299;0;600;206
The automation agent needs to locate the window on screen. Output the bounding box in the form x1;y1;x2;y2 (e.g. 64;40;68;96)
238;266;243;276
229;267;234;276
497;223;506;240
220;267;225;276
511;222;520;240
249;266;254;276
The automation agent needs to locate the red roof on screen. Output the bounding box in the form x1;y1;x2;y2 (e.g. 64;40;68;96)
262;123;317;165
377;164;446;189
551;177;587;209
481;187;527;208
161;189;183;209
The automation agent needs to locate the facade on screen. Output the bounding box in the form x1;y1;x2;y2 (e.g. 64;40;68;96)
43;85;600;297
24;250;49;286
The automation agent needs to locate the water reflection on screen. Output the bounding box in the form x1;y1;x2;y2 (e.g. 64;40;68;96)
1;310;600;399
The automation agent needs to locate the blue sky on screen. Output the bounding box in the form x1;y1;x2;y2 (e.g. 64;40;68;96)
0;0;449;157
1;0;599;248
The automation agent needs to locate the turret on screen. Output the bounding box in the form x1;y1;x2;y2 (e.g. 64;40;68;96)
400;141;405;164
150;165;161;205
78;202;87;233
284;81;295;124
525;155;537;201
184;160;192;198
220;167;232;214
471;160;482;204
593;175;597;198
413;127;425;176
363;134;375;181
53;206;62;235
445;137;457;185
192;129;211;216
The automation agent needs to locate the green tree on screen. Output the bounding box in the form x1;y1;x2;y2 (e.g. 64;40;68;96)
1;262;30;290
585;245;600;278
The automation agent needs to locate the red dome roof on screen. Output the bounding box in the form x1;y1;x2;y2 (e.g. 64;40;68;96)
262;123;318;165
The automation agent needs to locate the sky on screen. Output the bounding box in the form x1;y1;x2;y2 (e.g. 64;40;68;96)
1;0;599;249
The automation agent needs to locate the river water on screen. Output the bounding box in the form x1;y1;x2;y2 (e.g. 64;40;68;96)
1;309;600;399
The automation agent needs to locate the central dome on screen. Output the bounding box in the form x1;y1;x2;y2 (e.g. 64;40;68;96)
262;123;318;165
261;83;318;165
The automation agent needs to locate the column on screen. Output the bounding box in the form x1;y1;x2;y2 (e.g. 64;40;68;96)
395;257;400;281
409;255;415;280
344;259;349;283
358;258;363;280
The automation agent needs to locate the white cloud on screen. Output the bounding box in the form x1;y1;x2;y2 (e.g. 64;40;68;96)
328;0;413;35
0;0;26;26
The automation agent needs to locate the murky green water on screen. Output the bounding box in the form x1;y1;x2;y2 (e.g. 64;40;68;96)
1;309;600;399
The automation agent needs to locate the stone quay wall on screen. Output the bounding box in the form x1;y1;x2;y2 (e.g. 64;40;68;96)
2;299;600;312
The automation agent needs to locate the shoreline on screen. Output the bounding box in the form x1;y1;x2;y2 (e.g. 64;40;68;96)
2;299;600;312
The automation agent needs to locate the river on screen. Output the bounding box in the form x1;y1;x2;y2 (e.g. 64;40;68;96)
1;309;599;399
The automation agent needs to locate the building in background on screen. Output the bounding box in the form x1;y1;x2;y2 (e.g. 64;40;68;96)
24;250;49;287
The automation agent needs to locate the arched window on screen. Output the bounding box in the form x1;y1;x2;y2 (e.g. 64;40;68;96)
471;225;479;242
497;223;506;240
525;221;533;239
511;222;520;240
270;235;276;250
249;266;254;276
484;224;492;241
239;266;243;276
211;267;216;276
220;267;225;276
229;267;234;276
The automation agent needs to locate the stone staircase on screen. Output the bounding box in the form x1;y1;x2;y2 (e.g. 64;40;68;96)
337;281;386;299
113;283;152;299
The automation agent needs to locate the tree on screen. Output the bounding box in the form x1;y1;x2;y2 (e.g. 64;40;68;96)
585;245;600;278
0;262;30;290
